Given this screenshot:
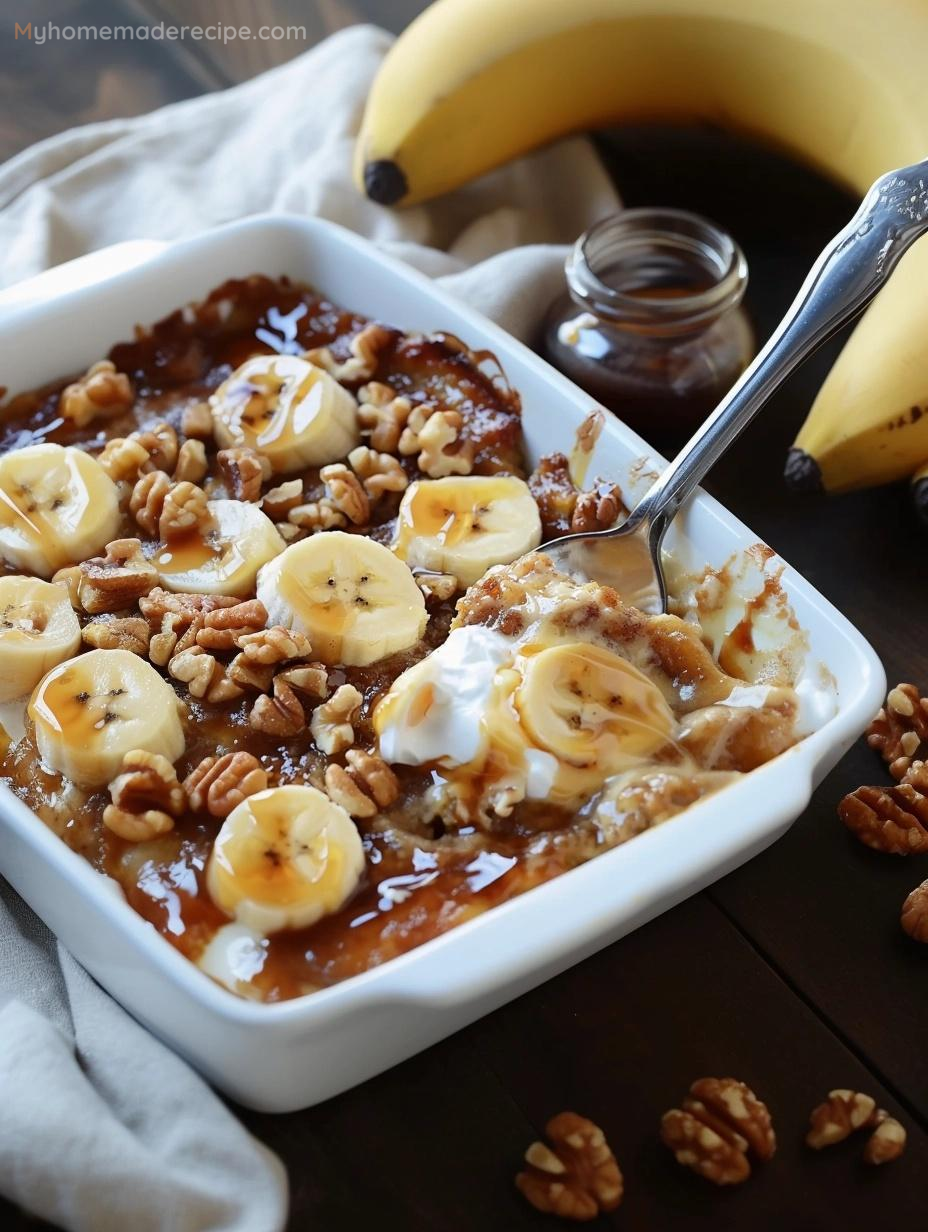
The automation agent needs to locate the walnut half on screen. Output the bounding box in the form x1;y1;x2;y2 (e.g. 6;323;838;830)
661;1077;775;1185
516;1112;623;1220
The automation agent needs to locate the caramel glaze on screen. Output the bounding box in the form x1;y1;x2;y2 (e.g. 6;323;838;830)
0;275;784;1003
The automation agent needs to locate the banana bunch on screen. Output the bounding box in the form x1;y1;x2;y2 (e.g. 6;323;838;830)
356;0;928;504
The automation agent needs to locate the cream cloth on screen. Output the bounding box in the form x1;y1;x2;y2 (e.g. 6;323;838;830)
0;24;619;1232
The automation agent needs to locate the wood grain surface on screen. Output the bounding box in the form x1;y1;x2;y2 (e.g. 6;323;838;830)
1;4;926;1229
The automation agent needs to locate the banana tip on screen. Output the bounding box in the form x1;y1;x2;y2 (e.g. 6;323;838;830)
363;160;408;206
784;448;823;493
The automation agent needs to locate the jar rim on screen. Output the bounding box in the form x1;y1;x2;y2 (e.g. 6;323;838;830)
566;208;748;331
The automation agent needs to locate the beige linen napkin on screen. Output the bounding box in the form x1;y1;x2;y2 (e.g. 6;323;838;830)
0;24;619;1232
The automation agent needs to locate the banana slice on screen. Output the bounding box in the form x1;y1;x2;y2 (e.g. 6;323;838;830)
514;642;675;771
154;499;284;597
393;475;541;586
0;443;121;578
256;531;426;666
206;784;364;933
0;576;81;702
209;355;359;474
28;648;186;787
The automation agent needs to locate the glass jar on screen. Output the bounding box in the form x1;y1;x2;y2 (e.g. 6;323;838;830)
542;209;753;445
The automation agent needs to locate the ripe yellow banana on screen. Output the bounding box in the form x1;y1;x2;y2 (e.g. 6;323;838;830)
357;0;928;496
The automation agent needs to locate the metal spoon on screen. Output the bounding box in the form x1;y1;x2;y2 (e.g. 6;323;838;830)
542;158;928;612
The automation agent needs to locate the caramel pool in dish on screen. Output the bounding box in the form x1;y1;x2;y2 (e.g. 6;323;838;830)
0;276;815;1002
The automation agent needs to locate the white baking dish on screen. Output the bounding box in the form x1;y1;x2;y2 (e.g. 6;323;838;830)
0;216;884;1112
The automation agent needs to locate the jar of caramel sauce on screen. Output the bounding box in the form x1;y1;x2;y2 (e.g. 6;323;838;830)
543;209;753;447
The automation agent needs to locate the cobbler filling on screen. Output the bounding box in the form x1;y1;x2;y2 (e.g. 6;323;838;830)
0;276;810;1001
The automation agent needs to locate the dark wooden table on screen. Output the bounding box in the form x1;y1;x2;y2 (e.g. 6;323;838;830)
2;4;927;1229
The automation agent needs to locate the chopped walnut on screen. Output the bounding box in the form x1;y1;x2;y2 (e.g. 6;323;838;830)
169;646;242;704
81;616;150;654
180;400;214;441
661;1077;775;1185
416;572;459;603
306;323;394;383
130;470;171;537
570;479;623;533
139;587;238;627
149;612;188;666
400;406;474;478
194;599;268;650
516;1112;623;1220
838;759;928;853
806;1089;876;1148
310;684;362;755
134;421;178;474
158;480;212;541
183;751;267;818
103;749;185;842
218;446;272;502
357;382;412;453
901;877;928;942
60;360;134;428
288;500;346;531
348;446;408;500
324;748;399;819
261;478;304;521
226;654;275;692
77;538;158;613
319;463;370;526
236;625;312;665
863;1111;907;1165
173;438;208;485
249;675;306;736
867;683;928;779
97;435;151;483
276;663;328;698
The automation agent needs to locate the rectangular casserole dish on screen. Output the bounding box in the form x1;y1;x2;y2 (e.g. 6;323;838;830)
0;216;885;1112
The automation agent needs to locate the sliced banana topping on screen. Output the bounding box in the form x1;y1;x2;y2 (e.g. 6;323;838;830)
0;443;121;578
209;355;359;474
392;474;541;586
28;649;186;787
154;498;284;596
514;642;675;771
206;784;365;933
257;531;427;666
0;576;81;702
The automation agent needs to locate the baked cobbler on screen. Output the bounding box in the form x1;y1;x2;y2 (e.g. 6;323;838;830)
0;276;817;1001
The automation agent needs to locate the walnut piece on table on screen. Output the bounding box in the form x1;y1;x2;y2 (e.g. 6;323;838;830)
838;759;928;854
515;1111;623;1221
867;682;928;780
103;749;186;842
183;751;267;818
806;1089;906;1165
661;1077;774;1185
901;877;928;942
